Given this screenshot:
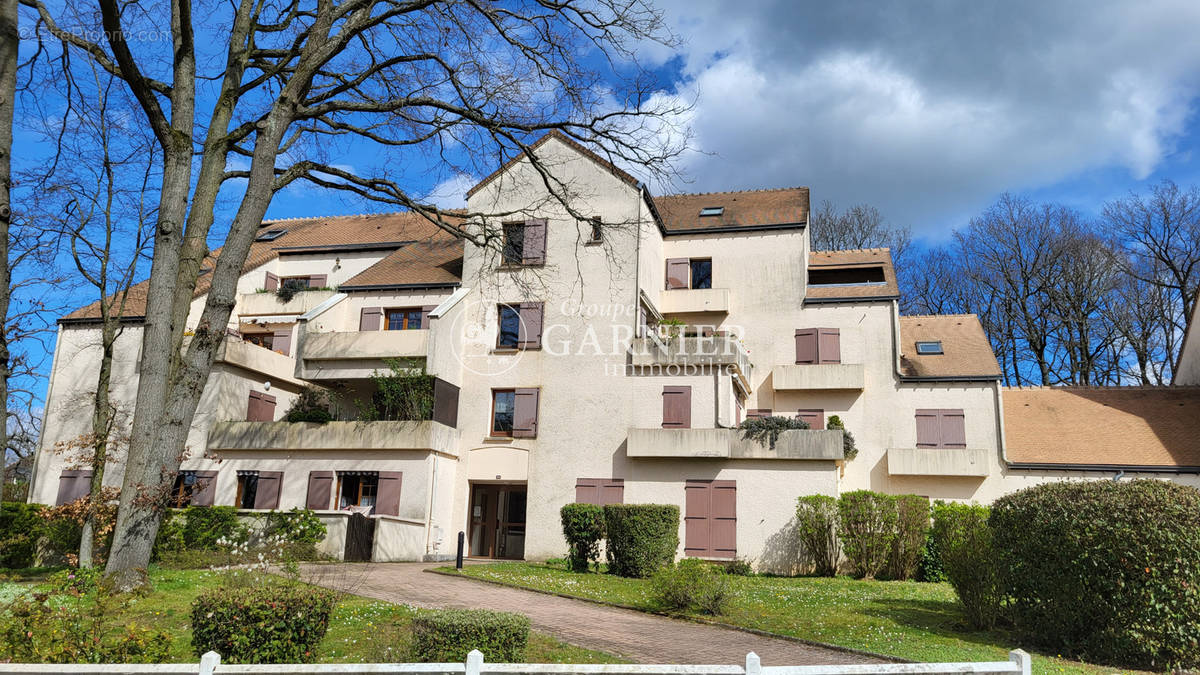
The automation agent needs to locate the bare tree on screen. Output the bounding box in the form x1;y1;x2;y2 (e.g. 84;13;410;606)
808;200;912;263
20;0;687;587
0;0;15;501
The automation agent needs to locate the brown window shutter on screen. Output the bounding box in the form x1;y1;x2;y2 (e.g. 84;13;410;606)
272;327;292;356
420;305;438;328
795;329;818;364
432;378;460;428
662;386;692;428
376;471;403;516
306;471;335;510
666;258;690;290
247;391;277;422
191;471;220;507
818;328;841;364
523;218;547;264
711;480;737;559
747;408;772;420
600;479;625;506
575;478;601;505
253;471;284;509
308;274;327;288
796;409;824;429
684;480;712;557
915;409;941;448
512;388;540;438
517;302;544;349
359;307;383;331
940;409;967;448
264;272;279;291
55;469;93;506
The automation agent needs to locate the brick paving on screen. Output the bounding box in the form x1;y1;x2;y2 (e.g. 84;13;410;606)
304;562;885;666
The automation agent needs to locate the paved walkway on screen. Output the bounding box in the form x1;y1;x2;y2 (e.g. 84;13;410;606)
303;562;885;666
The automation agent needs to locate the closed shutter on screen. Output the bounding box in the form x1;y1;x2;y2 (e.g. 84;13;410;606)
684;480;710;557
575;478;624;506
797;409;824;429
518;302;544;349
795;329;818;364
523;218;547;265
711;481;737;559
941;409;967;448
420;305;438;328
264;272;279;291
253;471;284;509
247;391;277;422
666;258;690;290
600;479;625;506
817;328;841;364
306;471;335;510
686;479;737;559
747;408;772;419
55;469;93;506
662;386;692;428
191;471;219;507
308;274;327;288
432;378;460;428
512;388;540;438
575;478;600;504
359;307;383;331
272;327;292;356
376;471;403;516
915;410;941;447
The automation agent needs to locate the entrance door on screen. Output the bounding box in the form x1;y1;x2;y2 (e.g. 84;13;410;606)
468;483;527;559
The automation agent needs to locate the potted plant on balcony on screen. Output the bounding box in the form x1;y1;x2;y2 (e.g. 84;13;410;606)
738;416;810;451
656;317;685;343
285;387;334;424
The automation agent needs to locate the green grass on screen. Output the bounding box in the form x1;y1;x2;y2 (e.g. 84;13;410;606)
1;567;624;664
442;562;1139;675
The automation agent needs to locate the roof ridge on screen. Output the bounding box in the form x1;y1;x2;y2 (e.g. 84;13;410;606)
261;210;415;225
810;247;891;254
1004;385;1200;391
659;186;809;198
901;313;979;319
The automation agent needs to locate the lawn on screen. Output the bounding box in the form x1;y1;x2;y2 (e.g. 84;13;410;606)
0;567;624;664
442;562;1137;675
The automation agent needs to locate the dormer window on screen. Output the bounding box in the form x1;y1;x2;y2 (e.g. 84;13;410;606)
256;228;287;241
916;341;944;355
699;207;724;217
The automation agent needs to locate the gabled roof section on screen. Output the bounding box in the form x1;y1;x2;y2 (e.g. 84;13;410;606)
62;211;463;322
898;314;1002;380
466;130;642;199
1003;387;1200;470
806;248;899;302
339;239;464;290
654;187;809;234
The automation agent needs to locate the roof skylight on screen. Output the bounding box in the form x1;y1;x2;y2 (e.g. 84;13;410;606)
698;206;724;217
255;228;287;242
916;341;944;355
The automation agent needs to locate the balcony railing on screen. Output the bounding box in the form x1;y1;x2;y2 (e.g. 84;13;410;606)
660;288;730;314
301;329;429;361
626;427;844;461
887;447;990;477
208;420;457;455
771;363;865;390
237;289;338;317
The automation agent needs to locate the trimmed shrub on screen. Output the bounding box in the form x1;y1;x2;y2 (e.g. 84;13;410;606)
795;494;840;576
603;504;679;578
837;491;897;579
651;558;730;615
915;530;946;583
410;609;530;662
560;503;605;573
1;502;43;568
191;582;338;663
883;495;930;581
991;480;1200;670
931;502;1002;630
266;508;327;545
180;506;248;550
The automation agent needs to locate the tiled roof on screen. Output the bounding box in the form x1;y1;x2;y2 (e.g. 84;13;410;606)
62;211;463;321
1003;387;1200;468
654;187;810;233
898;314;1002;379
806;248;899;301
466;130;641;199
340;239;464;289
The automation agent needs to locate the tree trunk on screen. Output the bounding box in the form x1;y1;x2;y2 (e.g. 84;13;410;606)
0;0;17;501
79;324;117;567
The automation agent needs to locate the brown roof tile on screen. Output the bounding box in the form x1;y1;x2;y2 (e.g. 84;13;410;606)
340;239;464;289
898;314;1002;379
806;248;899;301
654;187;809;233
1003;387;1200;468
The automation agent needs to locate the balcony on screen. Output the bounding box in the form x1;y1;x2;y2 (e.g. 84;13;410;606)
772;364;865;390
215;337;301;384
626;428;843;461
237;290;337;318
660;288;730;314
630;335;751;380
208;420;457;455
887;447;990;477
302;330;429;361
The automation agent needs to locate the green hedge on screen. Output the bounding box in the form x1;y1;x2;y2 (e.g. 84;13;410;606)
191;583;338;663
603;504;679;578
265;508;327;545
932;502;1002;630
795;495;839;576
884;495;929;581
651;558;730;615
837;491;896;579
560;503;605;573
410;609;530;662
0;502;43;568
991;480;1200;670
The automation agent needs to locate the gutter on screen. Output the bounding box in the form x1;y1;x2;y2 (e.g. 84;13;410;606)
272;241;413;254
337;282;461;292
897;374;1003;383
662;221;807;236
804;295;900;305
58;315;146;326
1007;462;1200;474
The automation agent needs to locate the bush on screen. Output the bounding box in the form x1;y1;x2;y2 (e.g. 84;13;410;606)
826;415;858;461
721;558;753;576
180;506;248;550
410;609;530;662
106;625;174;664
651;558;730;615
603;504;679;578
915;530;946;583
560;504;605;573
266;508;327;545
191;582;338;663
1;502;43;568
738;415;809;450
991;480;1200;670
153;510;187;560
883;495;930;581
285;387;334;424
47;567;103;595
795;495;840;577
0;587;172;664
931;502;1002;630
837;491;897;579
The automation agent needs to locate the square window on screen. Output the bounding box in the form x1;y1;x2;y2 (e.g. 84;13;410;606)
492;390;516;436
387;308;422;330
689;259;713;289
502;223;525;265
916;341;943;355
498;305;521;348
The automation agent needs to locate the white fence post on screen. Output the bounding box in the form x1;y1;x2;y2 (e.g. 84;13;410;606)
1008;649;1031;675
199;651;221;675
466;649;484;675
745;652;761;675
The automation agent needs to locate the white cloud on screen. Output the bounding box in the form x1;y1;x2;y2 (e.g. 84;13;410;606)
427;173;478;210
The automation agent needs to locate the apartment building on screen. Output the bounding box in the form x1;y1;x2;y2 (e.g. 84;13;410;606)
29;131;1200;570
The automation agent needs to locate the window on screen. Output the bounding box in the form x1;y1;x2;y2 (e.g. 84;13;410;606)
256;228;287;241
236;471;259;509
915;409;967;448
280;276;312;292
497;305;521;349
916;341;943;355
243;332;274;350
795;328;841;364
808;266;886;286
491;389;516;436
699;206;724;217
502;223;525;264
501;219;547;265
689;259;713;289
387;308;423;330
170;471;198;508
337;472;379;510
589;218;603;243
666;258;715;290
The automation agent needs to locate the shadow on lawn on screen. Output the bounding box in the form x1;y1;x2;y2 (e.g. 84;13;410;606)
860;597;1016;651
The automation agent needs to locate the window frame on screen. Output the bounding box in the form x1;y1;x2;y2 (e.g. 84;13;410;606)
490;389;517;437
588;217;603;243
502;222;525;265
171;471;198;508
689;258;713;289
385;307;423;331
236;472;259;509
497;304;521;349
279;276;312;292
916;340;944;355
698;206;724;217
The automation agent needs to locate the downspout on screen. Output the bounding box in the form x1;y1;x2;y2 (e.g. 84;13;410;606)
993;381;1010;472
27;324;65;504
425;452;438;558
